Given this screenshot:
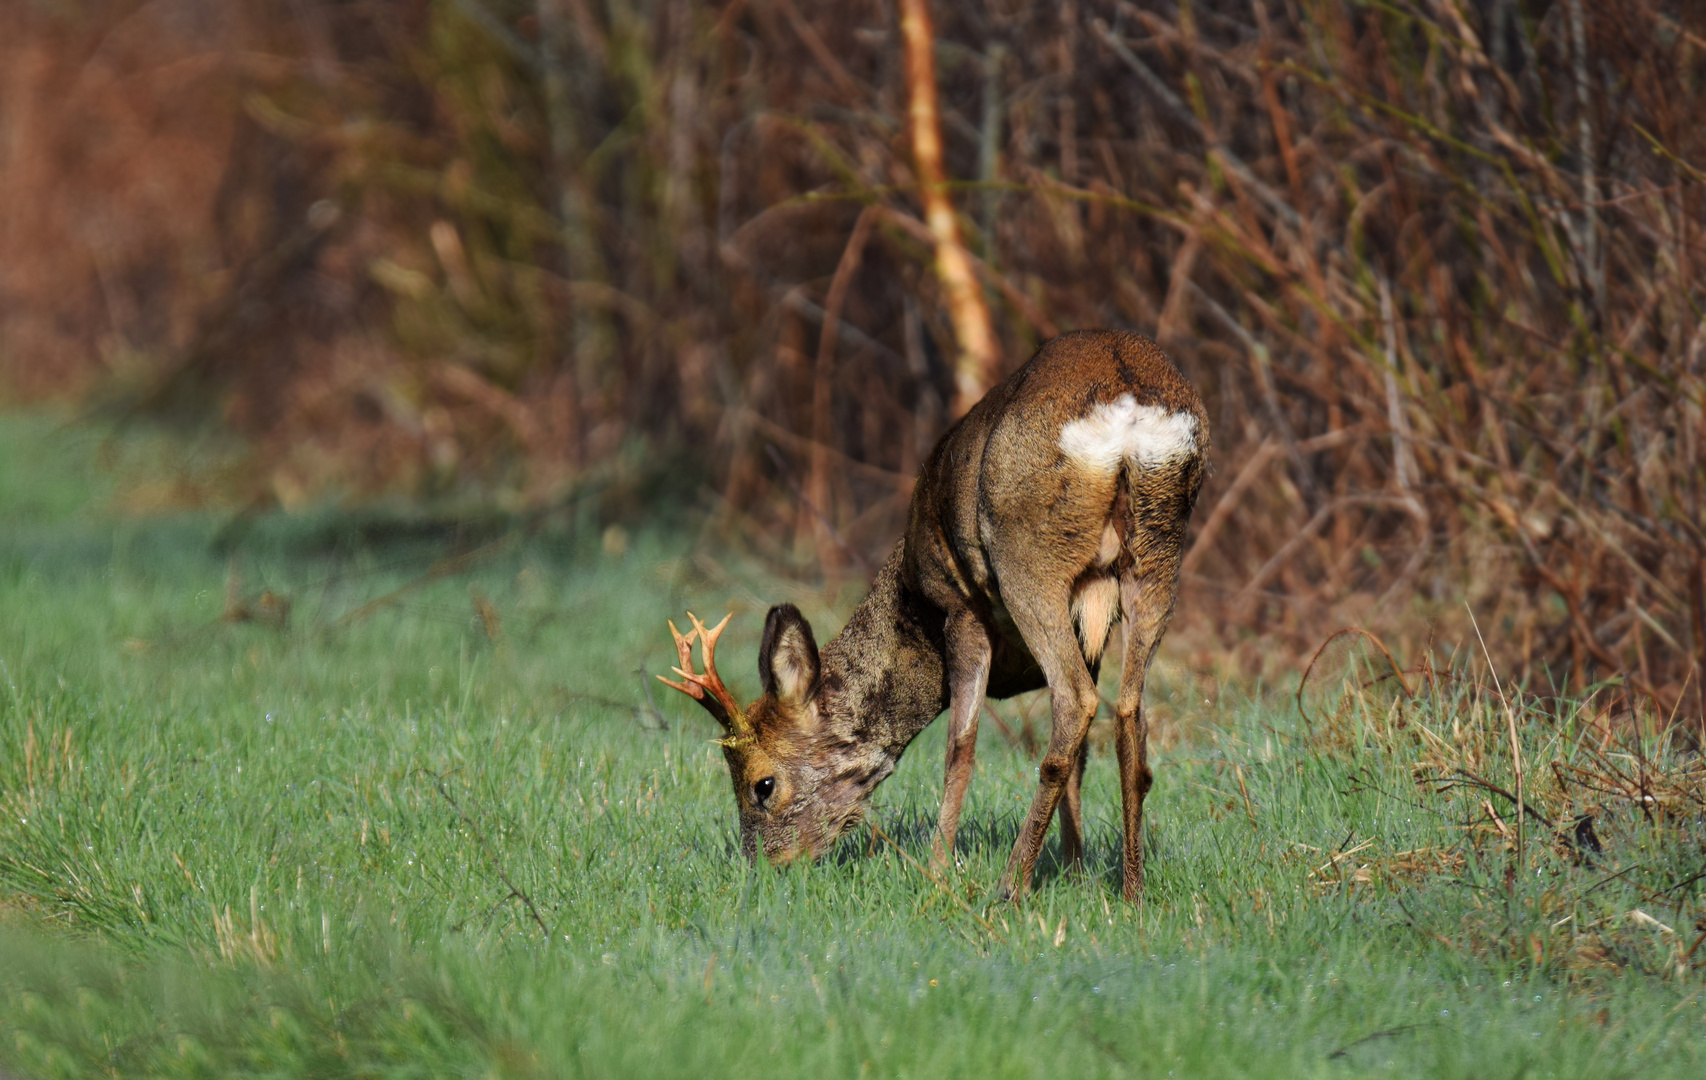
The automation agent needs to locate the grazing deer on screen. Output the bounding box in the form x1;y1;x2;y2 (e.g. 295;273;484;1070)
662;330;1206;900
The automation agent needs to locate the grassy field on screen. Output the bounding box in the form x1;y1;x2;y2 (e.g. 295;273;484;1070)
0;414;1702;1079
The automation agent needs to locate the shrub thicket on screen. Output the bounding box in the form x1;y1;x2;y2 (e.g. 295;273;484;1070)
2;0;1702;725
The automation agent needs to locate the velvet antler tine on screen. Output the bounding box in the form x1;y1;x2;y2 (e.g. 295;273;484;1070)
689;612;732;670
665;619;697;679
683;611;742;727
657;619;704;697
657;612;743;733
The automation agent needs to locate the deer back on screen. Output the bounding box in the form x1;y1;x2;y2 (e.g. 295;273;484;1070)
902;330;1207;674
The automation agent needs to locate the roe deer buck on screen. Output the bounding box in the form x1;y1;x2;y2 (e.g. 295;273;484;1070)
662;330;1207;900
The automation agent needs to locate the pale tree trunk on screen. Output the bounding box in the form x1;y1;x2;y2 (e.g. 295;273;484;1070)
898;0;998;416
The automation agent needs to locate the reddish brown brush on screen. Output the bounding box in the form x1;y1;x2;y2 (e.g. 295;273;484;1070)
3;1;1703;724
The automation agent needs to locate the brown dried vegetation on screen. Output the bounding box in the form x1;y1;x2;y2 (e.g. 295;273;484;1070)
2;1;1705;722
1287;631;1705;979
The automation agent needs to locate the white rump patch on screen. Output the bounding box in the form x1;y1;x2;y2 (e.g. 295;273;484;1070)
1058;394;1199;472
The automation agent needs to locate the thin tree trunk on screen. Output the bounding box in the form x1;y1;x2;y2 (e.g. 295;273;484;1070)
898;0;997;416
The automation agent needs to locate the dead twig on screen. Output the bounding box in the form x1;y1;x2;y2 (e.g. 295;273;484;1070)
420;769;551;940
866;820;1004;942
1297;627;1413;730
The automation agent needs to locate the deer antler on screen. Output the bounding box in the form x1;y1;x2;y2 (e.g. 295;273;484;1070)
659;612;747;735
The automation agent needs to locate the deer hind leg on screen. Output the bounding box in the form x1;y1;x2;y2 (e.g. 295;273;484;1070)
1113;536;1187;901
1054;739;1089;872
1055;524;1120;874
996;583;1100;901
932;609;991;869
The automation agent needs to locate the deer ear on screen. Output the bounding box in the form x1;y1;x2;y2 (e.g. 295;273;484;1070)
758;603;820;706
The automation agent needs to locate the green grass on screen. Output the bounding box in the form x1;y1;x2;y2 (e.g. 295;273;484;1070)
0;414;1702;1079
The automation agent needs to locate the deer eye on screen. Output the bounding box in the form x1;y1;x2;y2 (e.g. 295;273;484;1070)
753;776;776;809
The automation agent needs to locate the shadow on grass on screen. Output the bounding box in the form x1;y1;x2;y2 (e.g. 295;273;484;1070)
838;807;1139;895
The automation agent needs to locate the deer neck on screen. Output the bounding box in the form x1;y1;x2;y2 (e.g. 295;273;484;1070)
815;543;949;769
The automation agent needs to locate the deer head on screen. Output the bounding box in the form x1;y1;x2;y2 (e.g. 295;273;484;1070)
661;605;869;862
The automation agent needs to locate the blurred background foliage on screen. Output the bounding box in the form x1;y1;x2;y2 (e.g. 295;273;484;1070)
2;0;1704;728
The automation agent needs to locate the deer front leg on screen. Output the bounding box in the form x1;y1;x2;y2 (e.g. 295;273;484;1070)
931;610;991;869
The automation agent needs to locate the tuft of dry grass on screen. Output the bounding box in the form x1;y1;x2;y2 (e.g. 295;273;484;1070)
1297;627;1706;978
